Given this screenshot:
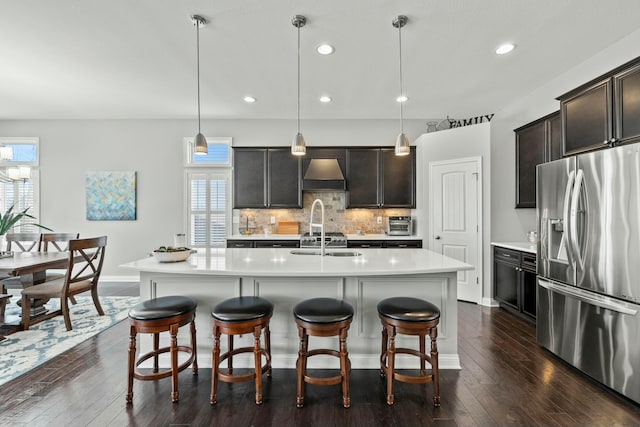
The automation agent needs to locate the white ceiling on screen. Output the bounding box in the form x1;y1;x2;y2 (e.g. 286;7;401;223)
2;0;640;120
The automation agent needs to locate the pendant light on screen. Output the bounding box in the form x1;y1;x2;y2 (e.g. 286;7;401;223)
191;14;208;156
291;15;307;156
393;15;410;156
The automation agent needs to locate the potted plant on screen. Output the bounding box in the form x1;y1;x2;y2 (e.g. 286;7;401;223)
0;205;52;251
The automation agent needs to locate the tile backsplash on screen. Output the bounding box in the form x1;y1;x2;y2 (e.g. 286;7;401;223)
234;191;411;235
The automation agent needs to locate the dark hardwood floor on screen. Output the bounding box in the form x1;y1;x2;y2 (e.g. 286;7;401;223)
1;283;639;426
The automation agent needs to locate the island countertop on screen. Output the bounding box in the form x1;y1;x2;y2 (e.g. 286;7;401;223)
121;247;471;277
121;247;471;371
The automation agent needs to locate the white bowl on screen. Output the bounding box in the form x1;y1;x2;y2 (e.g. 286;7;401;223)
152;249;192;263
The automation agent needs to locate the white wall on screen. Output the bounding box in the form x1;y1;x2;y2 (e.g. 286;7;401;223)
491;28;640;243
0;118;426;278
415;123;492;302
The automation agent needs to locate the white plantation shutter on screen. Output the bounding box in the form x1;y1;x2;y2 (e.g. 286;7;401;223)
187;171;229;248
0;171;41;233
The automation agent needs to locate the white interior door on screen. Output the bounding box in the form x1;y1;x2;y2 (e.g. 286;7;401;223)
429;158;482;303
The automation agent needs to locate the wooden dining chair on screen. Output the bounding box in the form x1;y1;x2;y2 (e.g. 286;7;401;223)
40;233;81;304
21;236;107;331
5;233;42;253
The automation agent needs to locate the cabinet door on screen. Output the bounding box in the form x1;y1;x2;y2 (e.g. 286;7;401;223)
515;120;545;208
614;63;640;146
561;79;612;156
233;149;267;208
494;259;519;309
346;149;380;208
547;112;563;161
268;149;302;208
521;267;537;319
381;148;416;208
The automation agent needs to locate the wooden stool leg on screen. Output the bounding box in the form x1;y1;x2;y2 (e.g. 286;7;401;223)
191;319;198;375
380;326;388;378
430;326;440;407
153;333;160;373
296;327;308;408
419;333;426;376
254;324;264;405
126;325;137;403
340;327;351;409
170;323;179;402
227;334;234;374
265;323;272;377
386;325;396;405
210;325;221;405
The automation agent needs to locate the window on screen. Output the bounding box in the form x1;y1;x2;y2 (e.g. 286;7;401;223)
184;137;232;249
0;137;41;232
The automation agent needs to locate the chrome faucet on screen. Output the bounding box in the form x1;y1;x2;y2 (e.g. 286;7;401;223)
309;198;326;256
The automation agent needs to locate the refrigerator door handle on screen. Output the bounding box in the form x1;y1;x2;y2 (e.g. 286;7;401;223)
561;170;576;264
538;279;639;316
569;169;584;269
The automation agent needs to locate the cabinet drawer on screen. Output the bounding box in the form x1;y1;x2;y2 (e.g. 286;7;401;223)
348;240;384;248
227;240;255;248
522;253;537;272
254;240;299;248
493;247;521;265
384;240;422;248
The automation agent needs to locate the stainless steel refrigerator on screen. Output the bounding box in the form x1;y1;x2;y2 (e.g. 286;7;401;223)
537;142;640;404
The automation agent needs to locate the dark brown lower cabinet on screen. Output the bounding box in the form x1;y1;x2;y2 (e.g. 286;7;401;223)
347;239;422;249
493;246;536;323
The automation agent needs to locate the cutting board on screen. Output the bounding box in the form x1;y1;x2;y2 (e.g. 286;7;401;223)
277;221;299;234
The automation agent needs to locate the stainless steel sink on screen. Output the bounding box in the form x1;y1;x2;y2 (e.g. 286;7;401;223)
290;249;361;257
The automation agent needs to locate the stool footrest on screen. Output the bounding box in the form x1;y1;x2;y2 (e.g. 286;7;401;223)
304;373;343;386
133;346;196;382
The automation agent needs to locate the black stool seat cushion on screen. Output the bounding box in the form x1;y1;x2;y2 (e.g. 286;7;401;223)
129;296;197;321
212;296;274;322
377;297;440;322
294;297;354;324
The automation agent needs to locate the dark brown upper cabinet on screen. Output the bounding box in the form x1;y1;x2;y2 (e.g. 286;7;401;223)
514;111;561;208
233;147;301;209
345;147;416;209
558;56;640;156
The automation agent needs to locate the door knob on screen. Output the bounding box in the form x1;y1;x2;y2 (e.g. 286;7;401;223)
434;235;441;240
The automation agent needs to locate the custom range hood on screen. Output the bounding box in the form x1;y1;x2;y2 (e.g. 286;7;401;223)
302;158;346;191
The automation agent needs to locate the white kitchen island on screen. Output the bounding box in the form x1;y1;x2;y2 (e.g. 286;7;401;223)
121;247;472;370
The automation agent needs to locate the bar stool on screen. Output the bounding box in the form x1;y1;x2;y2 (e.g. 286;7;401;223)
210;296;273;405
377;296;440;407
293;297;353;409
126;295;198;403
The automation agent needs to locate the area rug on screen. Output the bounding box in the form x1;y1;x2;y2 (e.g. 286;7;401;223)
0;295;138;386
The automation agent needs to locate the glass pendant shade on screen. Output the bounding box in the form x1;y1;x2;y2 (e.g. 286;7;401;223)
394;133;411;156
194;132;208;155
291;132;306;156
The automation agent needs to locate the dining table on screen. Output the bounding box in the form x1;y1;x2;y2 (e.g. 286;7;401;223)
0;251;70;331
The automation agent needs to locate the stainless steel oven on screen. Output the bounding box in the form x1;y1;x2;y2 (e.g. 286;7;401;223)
299;232;347;248
387;216;412;236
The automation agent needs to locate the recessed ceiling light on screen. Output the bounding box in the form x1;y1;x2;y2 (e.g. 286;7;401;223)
495;43;515;55
244;96;256;103
396;95;408;103
316;44;334;55
319;96;332;103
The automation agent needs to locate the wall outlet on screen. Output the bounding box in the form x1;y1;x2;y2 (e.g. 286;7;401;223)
377;216;382;224
270;216;276;224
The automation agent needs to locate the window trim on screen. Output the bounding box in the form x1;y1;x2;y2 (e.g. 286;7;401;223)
0;137;39;167
183;136;232;167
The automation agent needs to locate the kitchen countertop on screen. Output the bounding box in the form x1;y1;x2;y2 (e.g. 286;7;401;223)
122;247;471;277
227;233;422;240
491;241;537;254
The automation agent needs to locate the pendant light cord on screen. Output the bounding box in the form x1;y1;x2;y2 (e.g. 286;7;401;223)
297;24;301;134
196;19;202;134
398;22;404;135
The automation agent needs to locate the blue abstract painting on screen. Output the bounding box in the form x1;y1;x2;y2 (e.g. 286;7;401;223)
86;171;137;221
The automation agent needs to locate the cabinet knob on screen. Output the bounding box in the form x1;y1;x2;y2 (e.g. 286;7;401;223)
434;235;441;240
603;140;609;145
609;138;617;144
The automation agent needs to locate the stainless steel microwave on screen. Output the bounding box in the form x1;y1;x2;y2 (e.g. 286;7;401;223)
387;216;412;236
